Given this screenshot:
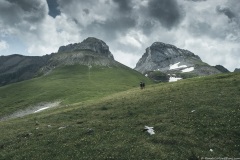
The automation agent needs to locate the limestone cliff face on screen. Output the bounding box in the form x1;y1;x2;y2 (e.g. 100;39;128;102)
49;37;116;66
46;50;117;68
135;42;222;77
58;37;114;60
40;37;118;75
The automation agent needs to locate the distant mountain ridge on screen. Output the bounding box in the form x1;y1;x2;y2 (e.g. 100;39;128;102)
0;37;234;86
0;54;51;86
0;37;117;86
134;42;227;82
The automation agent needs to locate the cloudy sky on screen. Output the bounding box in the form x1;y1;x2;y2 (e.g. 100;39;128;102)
0;0;239;71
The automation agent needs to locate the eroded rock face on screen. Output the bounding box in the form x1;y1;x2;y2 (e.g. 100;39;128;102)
40;38;119;75
214;65;230;73
135;42;201;73
51;37;116;67
58;37;114;59
45;50;118;68
234;68;240;73
135;42;222;76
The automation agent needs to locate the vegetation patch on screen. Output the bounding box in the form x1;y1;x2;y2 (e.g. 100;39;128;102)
0;64;152;118
0;73;239;159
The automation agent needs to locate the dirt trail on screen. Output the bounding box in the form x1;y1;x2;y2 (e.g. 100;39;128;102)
0;101;61;122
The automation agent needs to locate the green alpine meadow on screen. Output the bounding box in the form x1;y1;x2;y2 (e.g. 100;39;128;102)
0;66;240;159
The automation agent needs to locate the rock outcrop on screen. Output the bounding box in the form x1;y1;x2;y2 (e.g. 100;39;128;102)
214;65;230;73
58;37;114;59
41;37;118;74
234;68;240;72
135;42;222;80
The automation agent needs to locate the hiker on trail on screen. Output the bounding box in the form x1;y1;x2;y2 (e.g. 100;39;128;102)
140;82;143;89
140;82;146;89
142;82;145;89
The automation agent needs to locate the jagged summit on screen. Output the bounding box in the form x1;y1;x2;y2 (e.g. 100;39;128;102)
147;42;200;59
150;42;180;51
53;37;115;66
58;37;114;59
135;41;222;81
40;37;119;75
135;42;202;73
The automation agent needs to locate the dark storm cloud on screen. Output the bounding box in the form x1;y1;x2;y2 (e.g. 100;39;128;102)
0;0;47;27
112;0;132;12
83;8;90;15
216;6;236;20
188;21;211;36
7;0;43;12
140;20;156;35
56;0;137;40
185;0;207;2
187;20;226;39
102;16;137;34
82;16;137;40
58;0;91;8
147;0;184;29
46;0;61;18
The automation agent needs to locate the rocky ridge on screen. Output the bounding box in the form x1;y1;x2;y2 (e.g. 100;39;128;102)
41;37;118;74
58;37;114;59
214;65;230;73
0;37;117;86
234;68;240;73
0;37;236;86
135;42;224;82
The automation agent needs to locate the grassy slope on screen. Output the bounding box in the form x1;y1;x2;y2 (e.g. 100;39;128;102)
0;73;239;159
0;64;152;117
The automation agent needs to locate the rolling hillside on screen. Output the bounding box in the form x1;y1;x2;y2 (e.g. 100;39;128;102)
0;62;152;119
0;72;239;159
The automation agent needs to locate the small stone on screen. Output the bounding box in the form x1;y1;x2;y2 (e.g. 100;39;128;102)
58;126;66;130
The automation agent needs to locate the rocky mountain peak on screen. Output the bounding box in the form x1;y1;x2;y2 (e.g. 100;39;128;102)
58;37;114;59
135;42;202;74
135;41;222;80
151;42;177;49
148;42;200;59
40;37;118;75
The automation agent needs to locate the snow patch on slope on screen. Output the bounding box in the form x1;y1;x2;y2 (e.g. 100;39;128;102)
0;101;61;121
182;67;194;73
169;77;182;82
170;62;187;70
34;106;51;113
